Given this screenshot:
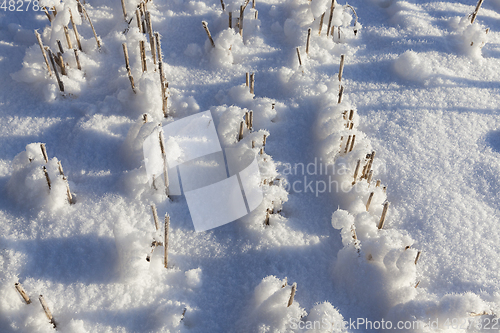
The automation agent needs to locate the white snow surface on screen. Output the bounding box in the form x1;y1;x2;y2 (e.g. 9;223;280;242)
1;0;500;332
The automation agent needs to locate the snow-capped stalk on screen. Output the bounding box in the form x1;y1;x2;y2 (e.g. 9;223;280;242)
337;85;343;103
155;32;163;62
296;47;302;66
47;48;64;92
15;283;31;304
159;62;168;117
415;251;422;265
220;0;225;11
202;21;215;48
34;31;52;76
263;134;267;146
140;40;147;72
39;295;56;328
151;204;160;231
378;202;389;229
229;11;232;28
120;0;127;20
349;134;356;152
352;159;360;185
239;5;244;36
351;225;357;240
69;10;82;51
471;0;484;24
326;0;335;37
238;121;244;141
77;0;101;50
74;49;81;70
306;28;311;55
136;9;142;33
339;54;345;82
366;192;374;211
40;143;48;163
250;73;255;94
146;12;157;65
158;129;170;196
63;26;73;51
164;214;170;268
287;283;297;307
319;12;325;35
122;43;136;93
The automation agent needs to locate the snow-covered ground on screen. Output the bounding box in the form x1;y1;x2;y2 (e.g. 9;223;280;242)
1;0;500;332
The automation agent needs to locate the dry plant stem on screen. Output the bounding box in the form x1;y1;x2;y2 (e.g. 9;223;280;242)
264;209;270;225
306;28;311;55
263;134;267;146
238;121;244;141
65;178;73;204
122;43;136;93
42;166;51;190
349;134;355;152
378;202;389;229
74;49;81;70
319;12;325;35
164;214;170;268
352;159;360;185
57;161;64;176
249;111;253;129
415;251;422;265
202;21;215;47
255;11;258;19
287;283;297;307
52;6;57;16
57;40;64;54
337;85;343;103
140;3;147;32
250;73;255;94
42;7;52;22
69;10;82;51
296;47;302;66
140;40;147;72
252;140;255;148
349;109;353;120
77;0;101;49
376;180;381;187
155;32;163;62
344;135;351;153
366;192;374;211
239;5;244;36
47;49;64;92
35;31;52;76
220;0;225;11
367;170;373;183
365;151;376;178
245;111;249;128
39;295;56;328
58;53;66;75
339;54;345;82
383;186;387;193
229;11;232;28
158;130;170;196
252;0;256;8
15;283;31;304
146;12;156;64
136;9;142;32
63;26;72;50
120;0;127;20
151;204;160;231
471;0;484;24
40;143;48;163
159;62;168;117
326;0;335;37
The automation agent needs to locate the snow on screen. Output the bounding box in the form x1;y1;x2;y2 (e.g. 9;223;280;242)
1;0;500;332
